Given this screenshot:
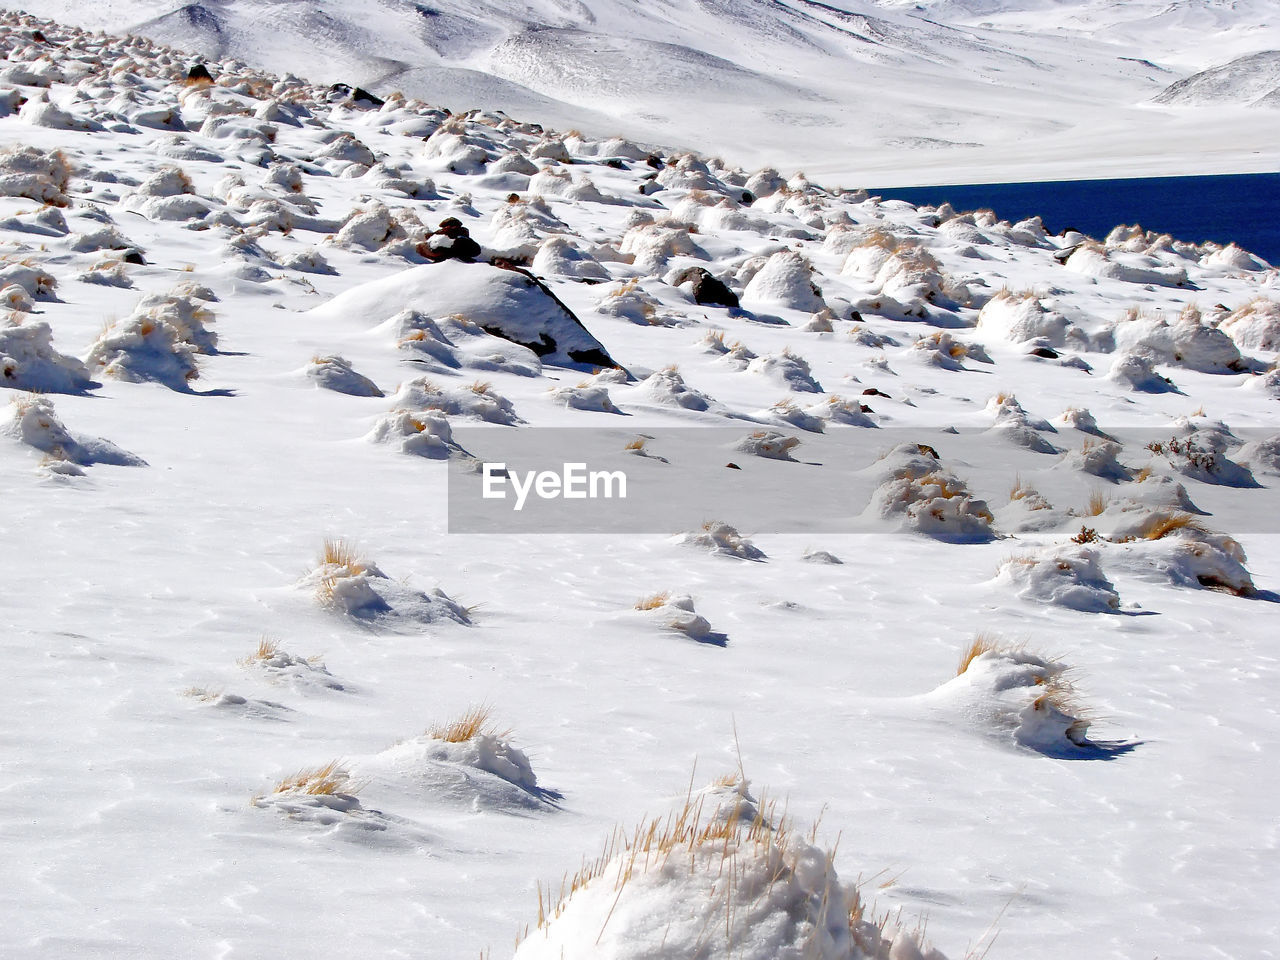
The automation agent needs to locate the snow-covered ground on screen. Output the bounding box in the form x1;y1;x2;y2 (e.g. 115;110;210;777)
2;11;1280;960
5;0;1280;185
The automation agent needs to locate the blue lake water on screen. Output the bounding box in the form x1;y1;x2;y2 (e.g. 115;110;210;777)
867;172;1280;266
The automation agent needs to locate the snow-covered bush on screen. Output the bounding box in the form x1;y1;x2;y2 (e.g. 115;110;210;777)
994;545;1120;612
677;520;766;560
304;355;383;397
515;780;948;960
1;319;93;392
304;538;470;623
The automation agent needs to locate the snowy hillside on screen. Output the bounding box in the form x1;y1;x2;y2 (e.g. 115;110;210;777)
5;0;1280;184
3;10;1280;960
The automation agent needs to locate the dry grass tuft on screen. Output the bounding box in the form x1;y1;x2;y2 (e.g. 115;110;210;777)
321;537;364;571
243;636;279;663
634;591;670;611
272;760;361;796
1031;677;1093;735
427;704;509;743
1008;474;1034;501
623;436;647;452
1085;490;1110;516
957;632;1007;675
1141;511;1205;540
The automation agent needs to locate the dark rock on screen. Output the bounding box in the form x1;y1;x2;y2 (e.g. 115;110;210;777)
646;155;663;169
672;267;739;309
726;462;742;470
417;218;482;262
862;387;889;398
849;309;864;322
740;190;754;204
329;83;384;108
1029;346;1059;359
31;29;48;43
122;249;146;265
185;63;214;83
604;158;626;170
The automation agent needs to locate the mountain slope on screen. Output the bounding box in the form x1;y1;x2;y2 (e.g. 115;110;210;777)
7;0;1280;184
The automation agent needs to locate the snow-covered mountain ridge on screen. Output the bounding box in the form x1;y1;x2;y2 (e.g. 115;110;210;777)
2;9;1279;960
6;0;1280;184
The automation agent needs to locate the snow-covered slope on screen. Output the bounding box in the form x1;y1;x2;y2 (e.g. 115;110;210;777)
3;11;1280;960
6;0;1280;184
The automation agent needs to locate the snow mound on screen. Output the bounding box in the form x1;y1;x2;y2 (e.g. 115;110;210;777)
240;639;346;692
1065;244;1188;288
532;236;611;281
746;349;823;393
755;398;825;433
0;259;57;299
304;355;383;397
741;250;825;313
516;780;947;960
367;409;458;459
84;311;200;388
975;289;1072;346
677;521;766;561
1109;305;1244;374
866;446;996;543
1143;433;1257;487
4;394;144;467
252;763;415;844
1236;433;1280;476
310;260;619;370
0;144;71;205
640;366;717;413
1107;353;1177;393
911;331;989;371
1059;438;1132;482
986;393;1060;455
634;592;721;644
1105;519;1256;596
596;279;669;326
304;541;470;626
354;716;554;810
995;482;1061;533
994;545;1121;612
1219;298;1280;351
925;645;1107;757
549;380;620;413
0;319;94;393
736;429;801;461
389;376;522;425
619;222;704;275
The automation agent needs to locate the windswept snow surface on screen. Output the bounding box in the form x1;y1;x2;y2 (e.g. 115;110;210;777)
7;0;1280;184
2;12;1280;960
